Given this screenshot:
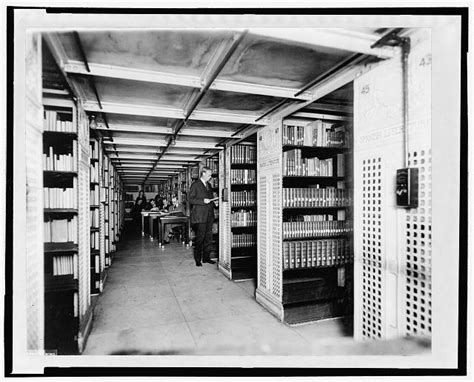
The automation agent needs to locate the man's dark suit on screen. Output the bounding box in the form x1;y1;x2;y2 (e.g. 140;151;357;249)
189;179;215;264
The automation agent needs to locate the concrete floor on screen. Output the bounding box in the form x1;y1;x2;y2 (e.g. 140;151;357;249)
83;227;430;356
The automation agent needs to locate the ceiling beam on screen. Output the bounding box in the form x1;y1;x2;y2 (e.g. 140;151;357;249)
63;61;312;100
83;101;266;125
98;123;242;138
248;28;395;59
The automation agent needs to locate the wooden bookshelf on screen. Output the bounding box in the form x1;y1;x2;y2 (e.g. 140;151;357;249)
219;140;257;281
256;116;353;325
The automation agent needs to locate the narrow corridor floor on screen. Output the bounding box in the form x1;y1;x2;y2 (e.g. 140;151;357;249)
83;231;430;356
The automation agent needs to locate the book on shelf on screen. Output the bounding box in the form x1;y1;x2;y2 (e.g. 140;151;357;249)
43;179;78;209
231;210;257;227
231;145;256;164
44;217;78;243
283;187;351;208
90;161;99;183
283;149;335;177
283;219;352;239
90;185;99;205
43;110;75;133
283;119;346;148
90;231;99;250
52;254;78;277
231;169;256;184
89;140;99;159
231;233;256;248
43;141;78;172
282;238;352;270
90;208;99;227
231;190;256;207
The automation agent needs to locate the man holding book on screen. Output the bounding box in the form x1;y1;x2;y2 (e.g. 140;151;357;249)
189;166;218;266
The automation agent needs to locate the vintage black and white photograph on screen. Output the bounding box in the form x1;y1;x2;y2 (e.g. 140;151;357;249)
5;4;470;378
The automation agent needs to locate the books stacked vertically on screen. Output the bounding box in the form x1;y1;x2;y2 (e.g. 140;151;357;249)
44;217;78;243
231;169;256;184
52;254;78;277
282;238;352;270
283;119;346;148
283;149;334;176
231;190;256;207
283;187;351;207
232;233;257;248
231;145;256;164
231;210;257;227
208;177;218;188
89;140;99;159
44;183;78;209
283;219;352;239
90;208;99;227
90;185;99;205
205;157;219;173
43;142;78;171
90;161;99;182
90;231;100;250
43;110;75;132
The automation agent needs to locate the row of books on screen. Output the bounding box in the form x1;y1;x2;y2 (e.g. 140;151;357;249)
89;140;99;160
284;149;342;177
283;220;352;239
283;187;351;207
43;144;78;172
231;145;256;164
208;177;218;188
231;233;257;248
231;190;256;207
231;169;256;184
90;162;99;183
44;185;77;209
231;210;257;227
44;218;78;243
205;158;219;173
90;208;99;227
287;213;342;222
91;253;100;274
91;231;100;250
283;120;347;148
51;254;78;277
282;238;353;270
90;186;99;205
44;111;75;133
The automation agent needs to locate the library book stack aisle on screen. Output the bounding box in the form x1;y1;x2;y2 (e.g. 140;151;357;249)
219;143;257;280
42;95;93;353
256;117;353;325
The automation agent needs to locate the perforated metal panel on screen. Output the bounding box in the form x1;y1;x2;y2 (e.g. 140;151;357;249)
405;149;432;336
271;174;282;299
218;148;231;274
258;175;267;289
25;33;44;352
77;107;90;318
361;157;383;339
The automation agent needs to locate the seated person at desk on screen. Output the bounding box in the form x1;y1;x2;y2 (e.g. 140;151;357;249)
163;195;186;244
154;193;165;210
145;199;161;212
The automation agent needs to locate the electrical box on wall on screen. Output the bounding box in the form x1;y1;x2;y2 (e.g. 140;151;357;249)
222;187;229;202
396;168;418;208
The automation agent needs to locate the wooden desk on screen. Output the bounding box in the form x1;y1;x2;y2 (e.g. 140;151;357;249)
156;215;190;247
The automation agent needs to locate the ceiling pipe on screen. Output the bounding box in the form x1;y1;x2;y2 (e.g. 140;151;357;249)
142;30;248;185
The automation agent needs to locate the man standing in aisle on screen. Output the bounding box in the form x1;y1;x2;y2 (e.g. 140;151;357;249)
189;166;217;267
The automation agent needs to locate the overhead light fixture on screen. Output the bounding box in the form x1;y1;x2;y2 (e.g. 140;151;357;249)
89;115;97;129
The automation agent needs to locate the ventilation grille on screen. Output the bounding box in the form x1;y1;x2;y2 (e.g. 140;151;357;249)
271;174;282;298
361;157;383;339
258;175;267;290
405;149;432;336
